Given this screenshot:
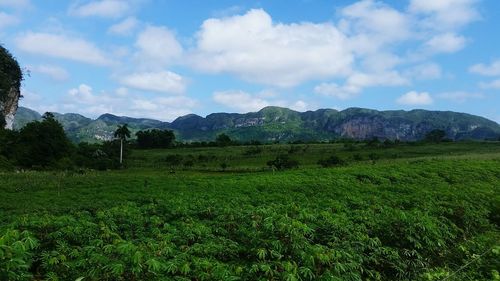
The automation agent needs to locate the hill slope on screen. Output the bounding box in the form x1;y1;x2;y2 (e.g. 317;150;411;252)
13;106;500;142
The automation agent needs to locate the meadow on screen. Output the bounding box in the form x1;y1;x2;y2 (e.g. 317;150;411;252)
1;142;499;280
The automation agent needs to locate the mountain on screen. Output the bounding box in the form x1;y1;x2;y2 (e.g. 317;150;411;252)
13;106;500;143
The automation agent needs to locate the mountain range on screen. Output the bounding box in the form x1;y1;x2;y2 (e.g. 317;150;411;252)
13;106;500;143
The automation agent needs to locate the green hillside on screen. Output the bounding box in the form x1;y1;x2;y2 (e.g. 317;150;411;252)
13;106;500;143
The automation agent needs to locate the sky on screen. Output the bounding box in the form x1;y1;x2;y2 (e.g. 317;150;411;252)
0;0;499;122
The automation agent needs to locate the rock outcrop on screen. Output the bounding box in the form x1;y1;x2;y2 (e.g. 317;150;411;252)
1;86;21;129
0;45;23;130
14;106;500;143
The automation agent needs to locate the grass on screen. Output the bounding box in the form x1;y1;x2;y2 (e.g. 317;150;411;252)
0;142;499;280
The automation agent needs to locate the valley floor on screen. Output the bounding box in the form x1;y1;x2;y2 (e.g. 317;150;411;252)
1;142;499;280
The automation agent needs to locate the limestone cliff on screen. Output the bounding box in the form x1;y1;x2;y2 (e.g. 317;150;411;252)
0;45;23;130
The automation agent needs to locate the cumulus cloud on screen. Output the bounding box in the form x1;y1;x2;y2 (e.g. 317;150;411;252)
69;0;132;18
213;90;270;112
404;63;442;80
437;91;484;103
28;64;70;81
424;33;466;53
15;32;111;66
409;0;480;30
64;84;198;120
120;71;187;94
0;0;31;8
213;90;314;112
339;0;411;54
314;83;354;100
134;25;183;69
470;60;500;76
479;79;500;90
0;12;19;29
315;71;408;100
396;91;433;105
190;9;353;87
108;17;139;35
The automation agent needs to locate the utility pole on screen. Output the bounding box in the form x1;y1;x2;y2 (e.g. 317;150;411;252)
120;138;123;164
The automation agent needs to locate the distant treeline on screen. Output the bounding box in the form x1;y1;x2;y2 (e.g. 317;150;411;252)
0;110;478;171
0;113;129;171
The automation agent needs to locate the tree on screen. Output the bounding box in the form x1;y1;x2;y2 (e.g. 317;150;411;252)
425;129;446;143
215;133;232;147
114;124;131;165
136;129;175;149
14;112;73;167
318;155;346;167
267;154;299;171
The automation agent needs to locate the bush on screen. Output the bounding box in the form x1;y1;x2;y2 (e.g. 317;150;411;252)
14;113;73;168
352;153;363;161
0;155;13;171
318;155;346;167
164;154;183;167
267;154;299;170
136;129;176;149
243;146;263;156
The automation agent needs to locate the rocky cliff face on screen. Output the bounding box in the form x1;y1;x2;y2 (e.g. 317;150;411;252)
0;46;23;130
13;106;500;142
1;86;20;130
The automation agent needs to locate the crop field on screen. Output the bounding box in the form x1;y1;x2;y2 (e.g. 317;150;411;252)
1;142;500;280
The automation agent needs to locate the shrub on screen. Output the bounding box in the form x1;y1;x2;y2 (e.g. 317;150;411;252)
164;154;183;167
243;146;263;156
318;155;346;167
267;154;299;170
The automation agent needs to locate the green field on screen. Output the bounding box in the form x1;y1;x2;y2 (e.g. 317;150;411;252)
1;142;500;280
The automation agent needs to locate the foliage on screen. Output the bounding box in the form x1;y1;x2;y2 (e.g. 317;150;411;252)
215;133;233;147
267;154;299;170
114;124;131;141
317;155;346;167
425;129;447;143
0;155;499;280
0;229;38;281
13;113;73;168
0;44;23;103
135;129;175;149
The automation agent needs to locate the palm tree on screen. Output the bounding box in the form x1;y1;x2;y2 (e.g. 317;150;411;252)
114;124;131;164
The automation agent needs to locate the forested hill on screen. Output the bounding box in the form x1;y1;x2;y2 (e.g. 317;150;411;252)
14;106;500;143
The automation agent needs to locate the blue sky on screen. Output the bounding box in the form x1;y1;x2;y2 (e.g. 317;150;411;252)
0;0;499;122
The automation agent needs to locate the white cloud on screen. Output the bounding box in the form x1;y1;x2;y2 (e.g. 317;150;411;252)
0;0;31;8
64;84;197;121
289;100;310;112
108;17;139;35
29;64;69;81
397;91;433;105
213;89;314;112
190;9;353;87
70;0;131;19
470;60;500;76
68;84;100;104
404;63;442;80
479;79;500;90
0;12;19;29
213;90;270;112
437;91;484;103
134;25;183;69
316;71;408;100
120;71;187;94
15;32;111;66
314;83;354;100
425;33;466;53
339;0;411;54
409;0;479;30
